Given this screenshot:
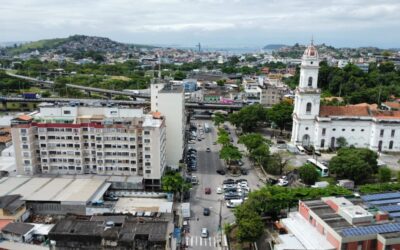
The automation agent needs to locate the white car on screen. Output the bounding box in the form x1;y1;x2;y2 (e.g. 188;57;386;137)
277;179;289;186
201;228;209;238
216;187;223;194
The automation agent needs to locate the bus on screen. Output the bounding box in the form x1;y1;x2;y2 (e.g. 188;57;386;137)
307;158;329;177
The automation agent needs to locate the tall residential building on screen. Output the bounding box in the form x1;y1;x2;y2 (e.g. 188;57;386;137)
11;104;166;189
151;82;185;167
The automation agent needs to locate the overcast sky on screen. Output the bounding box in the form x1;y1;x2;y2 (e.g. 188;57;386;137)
0;0;399;48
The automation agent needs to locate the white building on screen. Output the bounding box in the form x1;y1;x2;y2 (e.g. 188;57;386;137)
11;105;167;189
151;82;185;167
291;43;400;152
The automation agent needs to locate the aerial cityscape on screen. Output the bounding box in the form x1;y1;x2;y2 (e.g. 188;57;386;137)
0;1;400;250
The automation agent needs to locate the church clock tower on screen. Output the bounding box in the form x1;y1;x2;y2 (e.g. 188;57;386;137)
291;41;321;146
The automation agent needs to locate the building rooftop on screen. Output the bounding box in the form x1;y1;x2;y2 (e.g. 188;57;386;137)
114;197;173;214
319;105;370;117
281;212;335;250
0;177;108;204
159;84;183;93
383;101;400;110
2;222;34;235
0;195;24;214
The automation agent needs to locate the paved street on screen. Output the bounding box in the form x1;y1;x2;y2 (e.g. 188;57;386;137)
185;120;262;249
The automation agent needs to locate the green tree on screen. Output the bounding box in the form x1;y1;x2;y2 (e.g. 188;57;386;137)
217;128;230;146
299;163;319;185
236;209;263;242
212;113;226;127
329;148;378;183
229;104;267;132
41;91;51;98
267;101;294;133
336;137;348;148
161;172;191;195
378;167;392;183
238;133;269;154
173;71;186;80
267;153;290;175
219;144;242;166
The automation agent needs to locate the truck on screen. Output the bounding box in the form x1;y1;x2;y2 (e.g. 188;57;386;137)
181;203;191;218
22;93;41;99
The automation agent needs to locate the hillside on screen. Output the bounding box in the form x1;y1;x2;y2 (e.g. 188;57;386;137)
263;44;287;50
4;35;155;55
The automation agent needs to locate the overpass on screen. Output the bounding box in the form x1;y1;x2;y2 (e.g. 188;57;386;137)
5;72;151;99
0;96;148;106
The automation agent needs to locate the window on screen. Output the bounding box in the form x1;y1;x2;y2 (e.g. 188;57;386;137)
351;129;355;132
361;129;364;132
391;129;395;137
308;77;313;87
21;136;27;142
63;110;71;115
20;128;27;134
332;128;336;131
22;145;29;149
389;141;394;150
342;129;345;132
306;102;312;113
23;160;30;165
145;170;151;174
320;139;325;148
145;162;151;166
305;127;309;131
380;129;384;137
322;128;326;136
145;155;151;159
144;139;150;143
144;131;150;135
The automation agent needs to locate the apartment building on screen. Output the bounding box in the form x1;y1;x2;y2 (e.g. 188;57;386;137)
151;82;185;167
11;104;166;190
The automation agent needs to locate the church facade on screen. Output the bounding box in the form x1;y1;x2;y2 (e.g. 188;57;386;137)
291;44;400;152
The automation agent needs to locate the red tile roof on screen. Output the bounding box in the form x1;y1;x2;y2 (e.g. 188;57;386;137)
16;115;32;121
372;110;400;119
383;102;400;110
319;106;370;117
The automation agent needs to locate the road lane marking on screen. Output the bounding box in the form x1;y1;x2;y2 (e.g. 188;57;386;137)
199;237;202;246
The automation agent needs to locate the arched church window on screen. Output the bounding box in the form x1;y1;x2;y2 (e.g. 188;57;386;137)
306;102;312;113
308;77;313;87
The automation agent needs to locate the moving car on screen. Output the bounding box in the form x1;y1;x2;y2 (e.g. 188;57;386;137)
206;148;211;152
203;207;210;216
216;169;226;175
226;199;243;208
201;228;209;238
216;187;223;194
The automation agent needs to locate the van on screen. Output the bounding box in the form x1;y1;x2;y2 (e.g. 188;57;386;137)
226;199;243;208
296;145;306;154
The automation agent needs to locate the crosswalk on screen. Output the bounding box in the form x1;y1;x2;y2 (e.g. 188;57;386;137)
185;235;220;248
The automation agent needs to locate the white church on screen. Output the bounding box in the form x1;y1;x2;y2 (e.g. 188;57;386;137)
291;43;400;152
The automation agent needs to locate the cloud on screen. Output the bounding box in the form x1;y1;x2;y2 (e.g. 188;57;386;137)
0;0;399;47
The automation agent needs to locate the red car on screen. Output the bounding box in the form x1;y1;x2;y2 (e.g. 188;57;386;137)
205;187;211;194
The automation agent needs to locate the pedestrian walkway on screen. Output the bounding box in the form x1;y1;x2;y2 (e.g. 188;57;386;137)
184;235;223;248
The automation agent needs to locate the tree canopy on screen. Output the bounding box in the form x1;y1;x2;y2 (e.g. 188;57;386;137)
299;163;320;185
329;148;378;183
228;104;267;132
161;172;191;194
267;100;294;132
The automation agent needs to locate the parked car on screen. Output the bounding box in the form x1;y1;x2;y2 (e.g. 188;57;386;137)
216;169;226;175
104;194;119;201
206;148;211;152
216;187;223;194
240;169;248;175
223;179;235;184
205;187;211;194
314;150;321;156
203;208;210;216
